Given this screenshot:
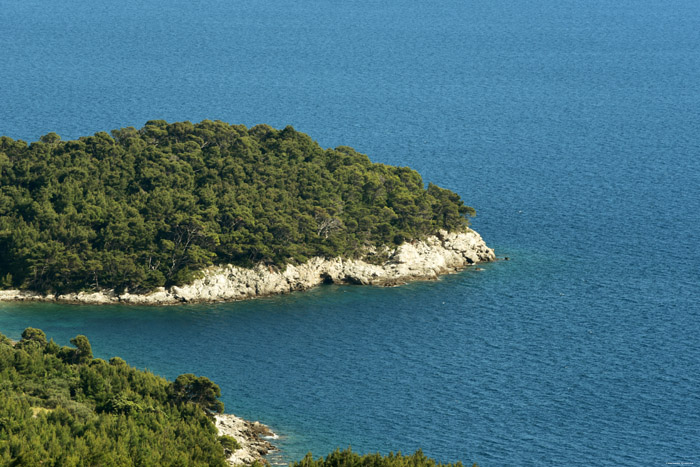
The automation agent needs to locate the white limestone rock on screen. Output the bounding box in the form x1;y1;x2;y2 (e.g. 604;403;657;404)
0;229;495;305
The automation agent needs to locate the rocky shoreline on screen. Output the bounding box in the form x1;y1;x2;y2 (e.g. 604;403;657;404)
0;229;495;305
214;413;277;466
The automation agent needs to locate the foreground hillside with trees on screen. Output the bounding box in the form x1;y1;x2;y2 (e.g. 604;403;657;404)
0;328;228;465
0;121;476;294
0;328;476;466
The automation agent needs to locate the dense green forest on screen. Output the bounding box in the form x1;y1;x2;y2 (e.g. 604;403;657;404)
0;328;229;465
0;328;476;466
0;120;475;294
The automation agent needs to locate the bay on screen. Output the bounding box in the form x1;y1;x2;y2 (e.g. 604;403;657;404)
1;0;699;464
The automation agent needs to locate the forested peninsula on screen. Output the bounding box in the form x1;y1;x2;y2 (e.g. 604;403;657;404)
0;121;494;304
0;328;476;466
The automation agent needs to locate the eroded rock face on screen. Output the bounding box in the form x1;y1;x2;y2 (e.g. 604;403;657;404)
0;229;495;305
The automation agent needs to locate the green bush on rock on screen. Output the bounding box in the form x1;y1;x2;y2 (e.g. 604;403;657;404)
220;434;242;453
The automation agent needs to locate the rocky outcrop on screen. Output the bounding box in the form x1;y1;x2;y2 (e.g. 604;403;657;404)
214;413;277;466
0;229;494;305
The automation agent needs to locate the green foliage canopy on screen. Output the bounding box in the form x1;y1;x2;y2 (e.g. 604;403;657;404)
0;328;230;466
292;448;476;467
169;373;225;414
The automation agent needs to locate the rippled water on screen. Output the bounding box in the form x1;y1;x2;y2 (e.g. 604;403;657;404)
1;0;699;465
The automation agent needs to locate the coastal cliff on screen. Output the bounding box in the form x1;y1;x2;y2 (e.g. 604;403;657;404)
0;229;494;305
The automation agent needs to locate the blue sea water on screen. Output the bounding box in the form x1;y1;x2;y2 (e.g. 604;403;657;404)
1;0;699;465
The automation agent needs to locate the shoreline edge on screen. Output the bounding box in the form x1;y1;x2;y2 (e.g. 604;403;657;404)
0;229;495;306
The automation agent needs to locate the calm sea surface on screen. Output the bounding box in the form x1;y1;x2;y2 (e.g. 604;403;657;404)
1;0;699;465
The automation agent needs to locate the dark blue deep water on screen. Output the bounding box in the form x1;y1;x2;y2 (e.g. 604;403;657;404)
1;0;699;464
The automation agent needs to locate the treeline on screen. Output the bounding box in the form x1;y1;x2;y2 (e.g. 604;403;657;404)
0;120;475;293
292;448;476;467
0;328;230;465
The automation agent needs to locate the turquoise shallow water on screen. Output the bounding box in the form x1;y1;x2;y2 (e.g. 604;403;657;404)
1;0;700;465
